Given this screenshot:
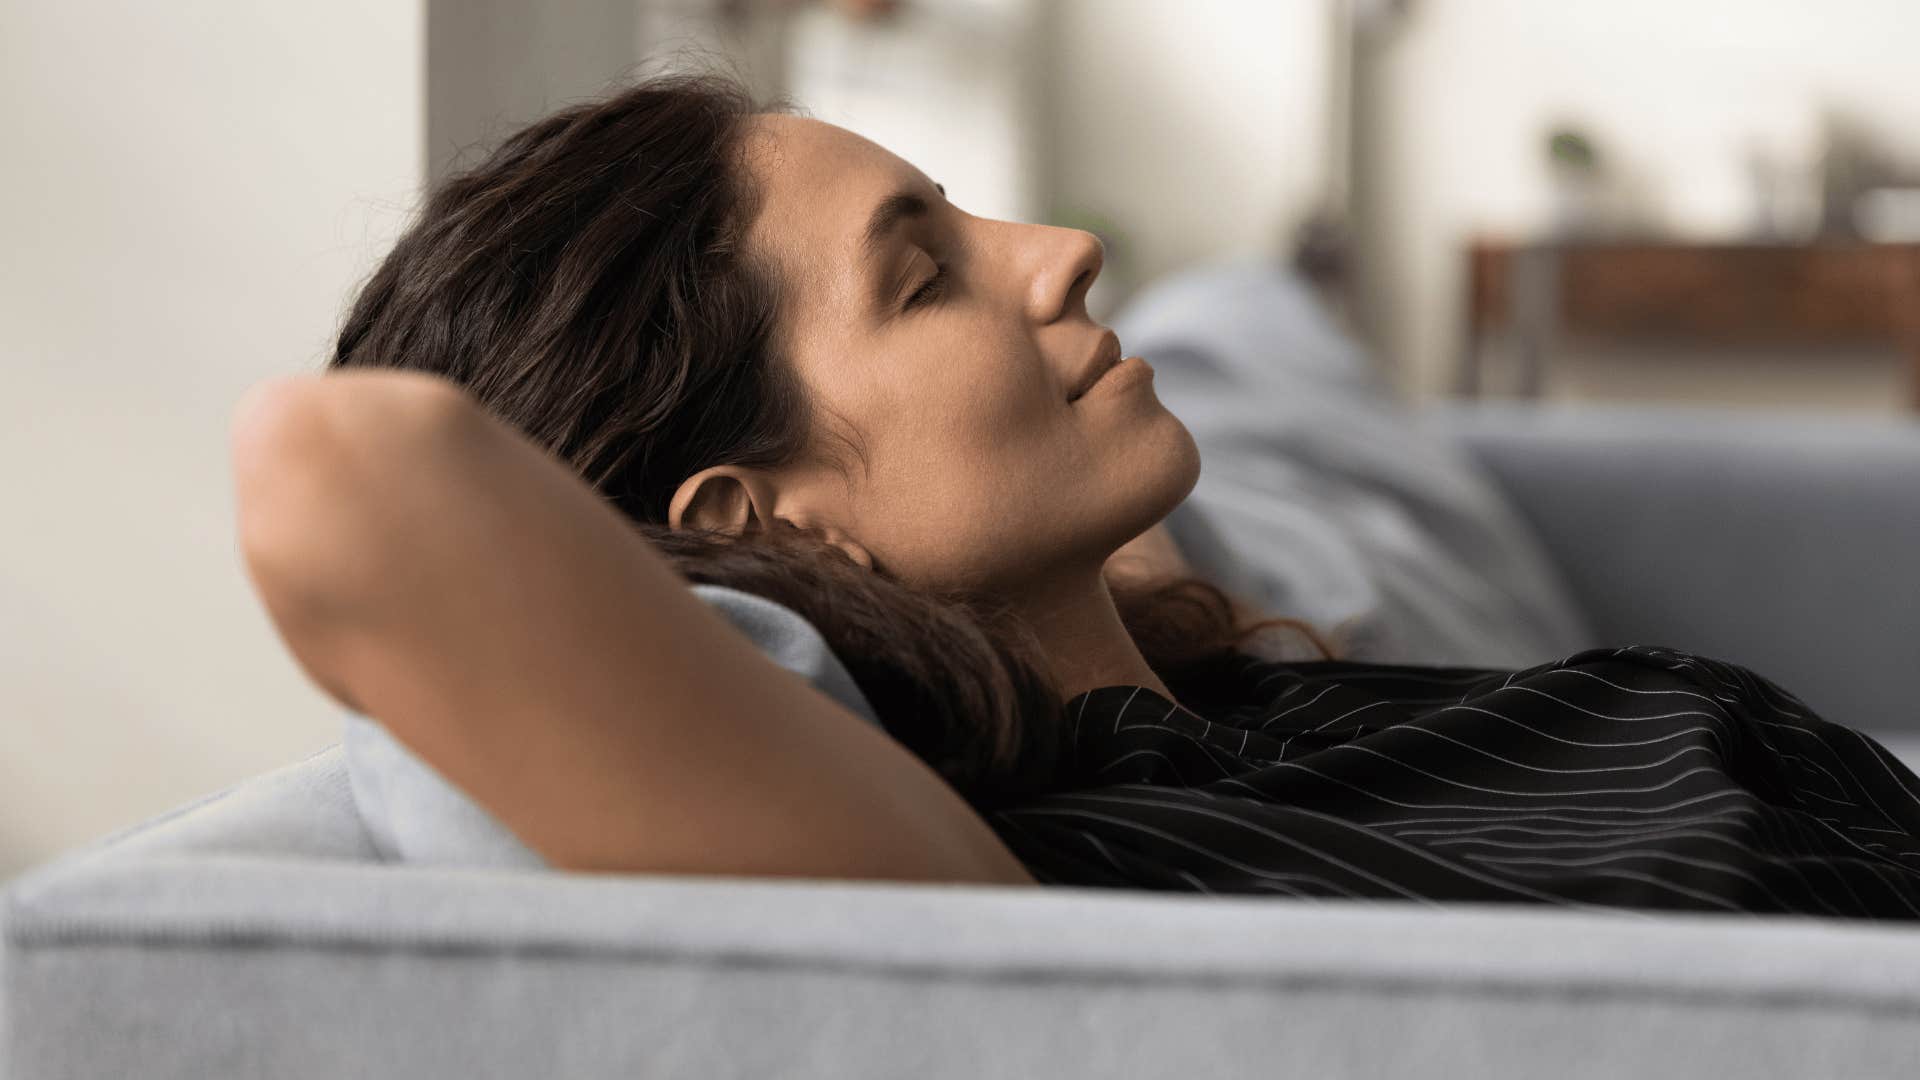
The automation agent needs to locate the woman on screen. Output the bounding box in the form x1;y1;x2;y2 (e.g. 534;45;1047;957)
233;72;1920;918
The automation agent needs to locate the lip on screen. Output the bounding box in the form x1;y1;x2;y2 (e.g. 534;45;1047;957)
1078;354;1152;401
1066;330;1124;403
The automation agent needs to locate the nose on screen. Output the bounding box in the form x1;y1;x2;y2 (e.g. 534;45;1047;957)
1021;224;1105;325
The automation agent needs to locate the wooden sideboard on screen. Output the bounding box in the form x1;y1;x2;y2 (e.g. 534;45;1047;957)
1458;240;1920;408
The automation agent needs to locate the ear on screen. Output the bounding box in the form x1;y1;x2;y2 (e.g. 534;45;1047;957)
668;465;876;572
668;465;777;536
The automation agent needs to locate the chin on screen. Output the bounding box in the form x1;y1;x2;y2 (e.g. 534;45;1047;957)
1153;413;1204;506
1123;413;1203;534
1176;420;1203;487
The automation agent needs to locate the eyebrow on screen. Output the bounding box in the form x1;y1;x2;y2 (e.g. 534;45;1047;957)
860;181;946;264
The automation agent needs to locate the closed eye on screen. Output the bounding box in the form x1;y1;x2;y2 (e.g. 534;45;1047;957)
904;264;948;311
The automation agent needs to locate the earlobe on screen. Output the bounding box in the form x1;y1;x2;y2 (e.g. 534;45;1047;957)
812;523;874;571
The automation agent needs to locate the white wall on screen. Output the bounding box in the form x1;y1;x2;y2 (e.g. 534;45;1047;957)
428;0;641;181
1365;0;1920;399
0;2;424;879
783;0;1048;233
751;0;1330;318
1045;0;1331;312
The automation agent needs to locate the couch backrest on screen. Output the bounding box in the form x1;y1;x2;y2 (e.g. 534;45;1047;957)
60;747;379;867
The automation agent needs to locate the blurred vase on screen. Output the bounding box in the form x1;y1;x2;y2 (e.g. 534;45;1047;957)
1547;166;1609;239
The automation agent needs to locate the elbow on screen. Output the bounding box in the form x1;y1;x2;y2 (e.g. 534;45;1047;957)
229;370;476;711
229;369;474;624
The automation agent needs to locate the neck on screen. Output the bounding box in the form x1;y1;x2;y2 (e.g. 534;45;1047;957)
1010;567;1178;707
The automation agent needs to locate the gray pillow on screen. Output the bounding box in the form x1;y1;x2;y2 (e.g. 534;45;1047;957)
1112;257;1595;668
343;583;881;869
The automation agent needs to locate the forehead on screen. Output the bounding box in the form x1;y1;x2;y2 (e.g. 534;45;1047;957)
738;114;931;305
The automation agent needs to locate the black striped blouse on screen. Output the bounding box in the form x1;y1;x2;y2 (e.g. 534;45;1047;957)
984;645;1920;920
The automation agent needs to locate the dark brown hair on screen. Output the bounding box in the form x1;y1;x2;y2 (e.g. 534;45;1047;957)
330;70;1338;811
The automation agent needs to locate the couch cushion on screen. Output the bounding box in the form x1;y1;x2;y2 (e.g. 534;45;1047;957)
5;746;376;872
1112;258;1596;668
1419;397;1920;738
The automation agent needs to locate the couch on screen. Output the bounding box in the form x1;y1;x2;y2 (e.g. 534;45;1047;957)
7;261;1920;1078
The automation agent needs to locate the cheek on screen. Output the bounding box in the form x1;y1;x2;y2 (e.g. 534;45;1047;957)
870;396;1048;509
853;369;1076;569
879;345;1060;459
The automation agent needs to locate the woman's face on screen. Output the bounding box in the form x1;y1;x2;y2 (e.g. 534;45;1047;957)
681;113;1200;595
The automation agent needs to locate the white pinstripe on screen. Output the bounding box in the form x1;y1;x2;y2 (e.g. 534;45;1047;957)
1005;804;1397;903
1222;765;1753;819
1035;789;1649;918
1374;725;1722;776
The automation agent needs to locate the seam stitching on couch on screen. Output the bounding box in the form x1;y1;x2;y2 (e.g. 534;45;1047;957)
9;935;1919;1017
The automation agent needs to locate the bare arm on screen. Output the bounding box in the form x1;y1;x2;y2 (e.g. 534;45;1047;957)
231;370;1036;887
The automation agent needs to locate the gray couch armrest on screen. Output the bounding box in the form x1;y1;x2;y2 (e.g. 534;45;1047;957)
11;853;1920;1078
1418;400;1920;736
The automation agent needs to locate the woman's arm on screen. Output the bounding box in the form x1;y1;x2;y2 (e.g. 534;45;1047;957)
231;370;1036;887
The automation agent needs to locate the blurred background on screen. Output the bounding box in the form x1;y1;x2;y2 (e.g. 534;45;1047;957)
5;0;1919;881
